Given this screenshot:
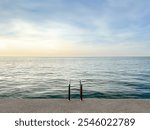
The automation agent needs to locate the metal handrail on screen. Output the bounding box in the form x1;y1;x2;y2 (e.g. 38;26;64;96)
80;80;83;101
68;80;83;101
68;80;71;101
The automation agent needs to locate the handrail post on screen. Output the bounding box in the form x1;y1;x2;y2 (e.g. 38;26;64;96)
80;80;83;101
68;80;71;101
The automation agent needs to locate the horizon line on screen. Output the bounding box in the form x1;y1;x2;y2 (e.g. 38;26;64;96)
0;56;150;58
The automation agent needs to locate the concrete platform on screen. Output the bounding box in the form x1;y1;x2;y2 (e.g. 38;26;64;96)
0;99;150;113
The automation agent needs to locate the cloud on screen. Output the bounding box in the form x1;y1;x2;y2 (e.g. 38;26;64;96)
0;0;150;56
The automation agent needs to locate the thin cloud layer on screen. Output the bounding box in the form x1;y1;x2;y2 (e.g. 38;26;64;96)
0;0;150;56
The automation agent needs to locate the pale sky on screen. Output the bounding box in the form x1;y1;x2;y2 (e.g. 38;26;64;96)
0;0;150;57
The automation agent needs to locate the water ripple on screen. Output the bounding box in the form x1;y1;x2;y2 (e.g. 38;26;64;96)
0;57;150;98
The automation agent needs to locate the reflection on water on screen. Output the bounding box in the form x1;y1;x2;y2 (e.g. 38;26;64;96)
0;57;150;99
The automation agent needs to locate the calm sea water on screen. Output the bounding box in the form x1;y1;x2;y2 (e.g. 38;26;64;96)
0;57;150;99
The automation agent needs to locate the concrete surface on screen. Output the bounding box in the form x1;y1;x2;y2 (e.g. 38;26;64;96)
0;99;150;113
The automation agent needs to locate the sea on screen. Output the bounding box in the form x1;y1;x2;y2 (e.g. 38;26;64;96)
0;57;150;99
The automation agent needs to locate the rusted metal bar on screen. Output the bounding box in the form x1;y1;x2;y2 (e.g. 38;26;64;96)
80;80;83;101
68;80;71;101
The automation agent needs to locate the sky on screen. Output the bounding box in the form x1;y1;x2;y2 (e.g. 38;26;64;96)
0;0;150;57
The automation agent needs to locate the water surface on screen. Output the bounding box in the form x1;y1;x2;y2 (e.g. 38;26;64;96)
0;57;150;99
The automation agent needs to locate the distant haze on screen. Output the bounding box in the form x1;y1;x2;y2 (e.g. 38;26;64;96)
0;0;150;57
